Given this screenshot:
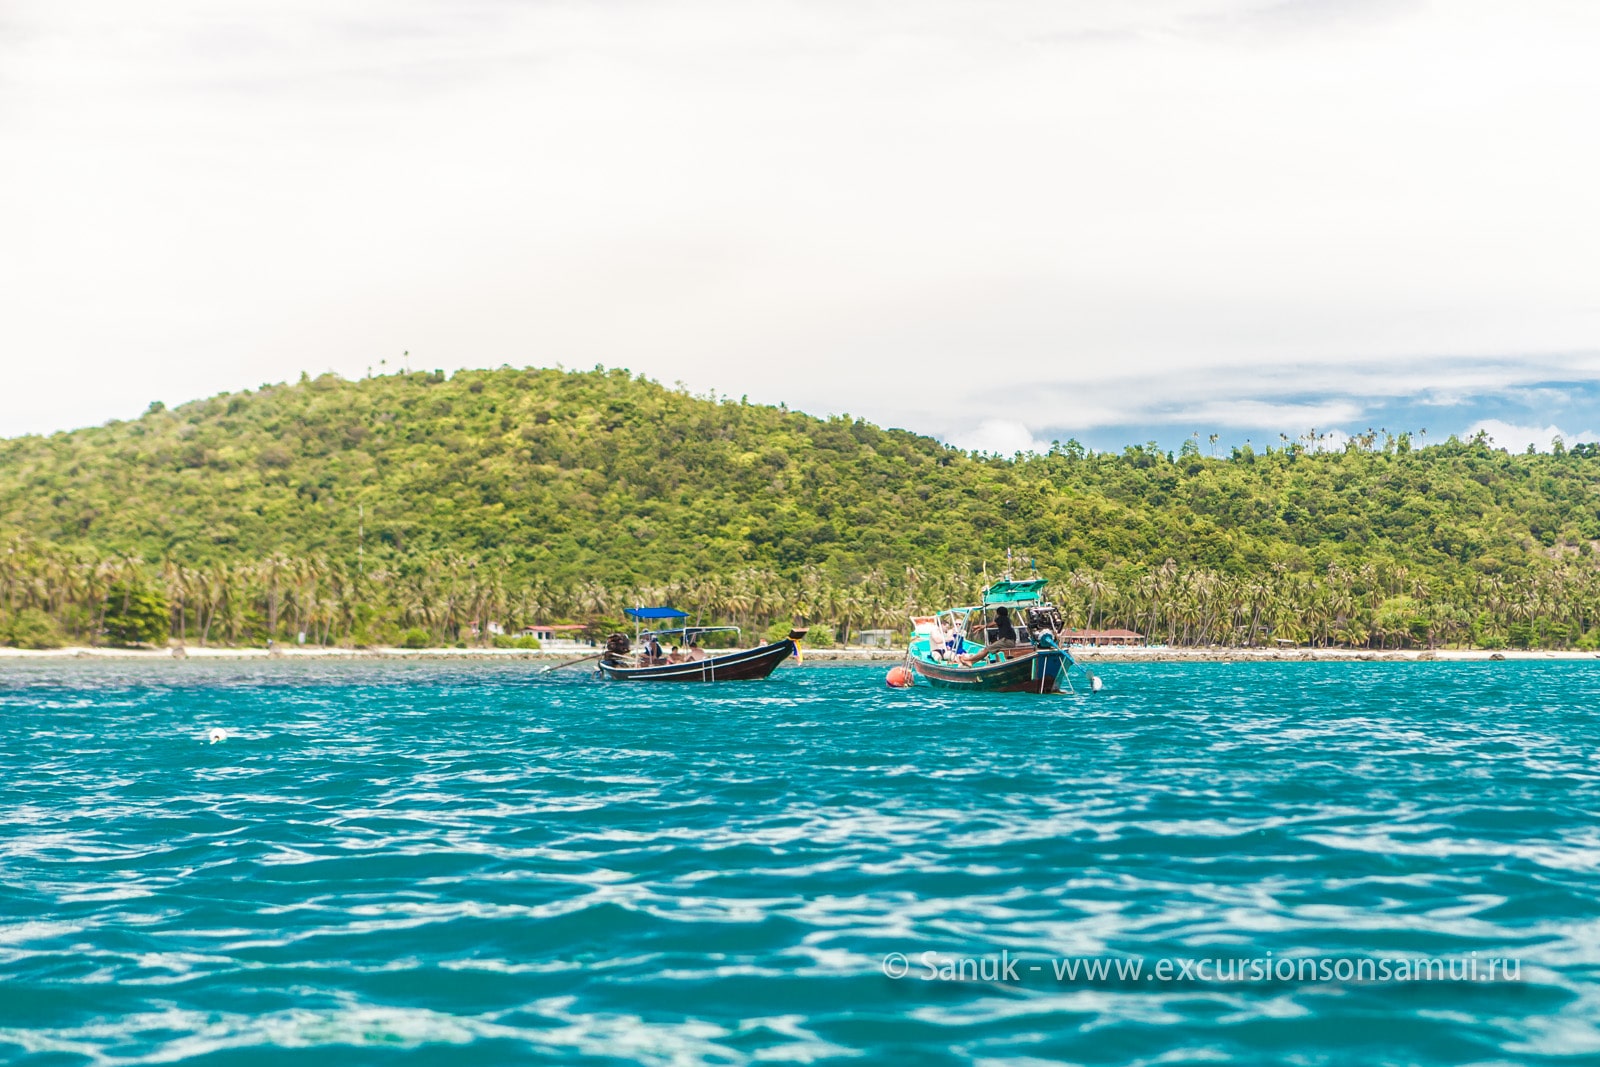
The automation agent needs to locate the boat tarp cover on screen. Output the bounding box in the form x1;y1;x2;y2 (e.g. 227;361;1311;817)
981;579;1049;605
625;606;689;620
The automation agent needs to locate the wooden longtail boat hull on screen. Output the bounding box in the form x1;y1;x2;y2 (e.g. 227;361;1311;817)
597;638;798;682
908;647;1072;693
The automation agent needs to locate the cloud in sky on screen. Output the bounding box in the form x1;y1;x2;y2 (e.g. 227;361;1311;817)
946;419;1055;457
1467;420;1599;455
2;0;1598;449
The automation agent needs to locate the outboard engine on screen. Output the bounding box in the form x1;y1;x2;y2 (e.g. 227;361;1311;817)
604;633;632;661
1025;605;1064;636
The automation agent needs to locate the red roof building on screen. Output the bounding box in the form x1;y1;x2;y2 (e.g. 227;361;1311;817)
1060;628;1145;646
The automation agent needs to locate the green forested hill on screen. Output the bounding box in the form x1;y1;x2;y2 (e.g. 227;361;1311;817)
2;365;1598;649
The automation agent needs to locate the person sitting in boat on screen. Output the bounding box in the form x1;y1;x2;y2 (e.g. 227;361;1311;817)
957;606;1019;666
687;638;708;662
639;634;664;666
666;644;685;664
926;618;950;660
944;617;966;658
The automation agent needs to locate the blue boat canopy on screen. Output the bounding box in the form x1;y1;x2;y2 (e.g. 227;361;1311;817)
625;606;689;620
981;579;1049;605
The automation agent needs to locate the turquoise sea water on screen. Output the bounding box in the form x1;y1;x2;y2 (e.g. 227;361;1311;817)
4;660;1600;1065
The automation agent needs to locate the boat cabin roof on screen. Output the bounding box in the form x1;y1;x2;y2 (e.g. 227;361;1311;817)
981;578;1048;605
626;606;689;620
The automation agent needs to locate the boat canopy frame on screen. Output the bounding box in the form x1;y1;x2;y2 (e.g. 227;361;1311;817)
920;578;1057;647
637;625;741;641
624;607;741;644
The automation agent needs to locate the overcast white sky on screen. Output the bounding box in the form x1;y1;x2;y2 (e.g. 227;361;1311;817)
3;0;1598;453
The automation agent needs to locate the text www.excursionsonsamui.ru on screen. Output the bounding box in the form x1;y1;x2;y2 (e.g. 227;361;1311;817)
881;951;1522;984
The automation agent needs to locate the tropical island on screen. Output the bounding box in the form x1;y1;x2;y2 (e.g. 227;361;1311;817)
2;365;1597;653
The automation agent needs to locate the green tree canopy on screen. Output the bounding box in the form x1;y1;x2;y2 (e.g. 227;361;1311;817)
1;367;1598;650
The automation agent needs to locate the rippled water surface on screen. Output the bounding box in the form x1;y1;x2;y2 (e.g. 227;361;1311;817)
5;659;1600;1064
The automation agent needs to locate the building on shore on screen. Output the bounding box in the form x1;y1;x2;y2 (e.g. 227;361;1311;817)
520;623;591;648
1061;628;1145;647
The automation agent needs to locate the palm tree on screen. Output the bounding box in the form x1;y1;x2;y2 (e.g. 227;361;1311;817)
260;553;292;645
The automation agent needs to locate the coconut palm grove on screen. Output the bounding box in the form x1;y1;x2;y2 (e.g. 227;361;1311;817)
2;365;1598;650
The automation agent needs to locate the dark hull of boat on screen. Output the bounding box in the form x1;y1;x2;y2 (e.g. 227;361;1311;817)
597;639;797;682
908;648;1071;693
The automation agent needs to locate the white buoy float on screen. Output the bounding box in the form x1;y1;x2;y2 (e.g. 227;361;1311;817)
208;728;227;744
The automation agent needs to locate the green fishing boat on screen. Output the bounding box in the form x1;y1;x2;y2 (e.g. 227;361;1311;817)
903;578;1101;694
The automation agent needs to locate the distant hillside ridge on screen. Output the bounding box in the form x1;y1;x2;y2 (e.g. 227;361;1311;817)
0;366;1202;580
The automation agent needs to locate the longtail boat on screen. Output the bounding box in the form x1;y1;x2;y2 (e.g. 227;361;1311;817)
904;578;1100;694
597;606;805;682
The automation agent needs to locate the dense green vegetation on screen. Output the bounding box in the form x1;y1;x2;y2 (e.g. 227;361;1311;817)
3;365;1599;649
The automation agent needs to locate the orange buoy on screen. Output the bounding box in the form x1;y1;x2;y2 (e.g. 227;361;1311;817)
885;665;914;688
